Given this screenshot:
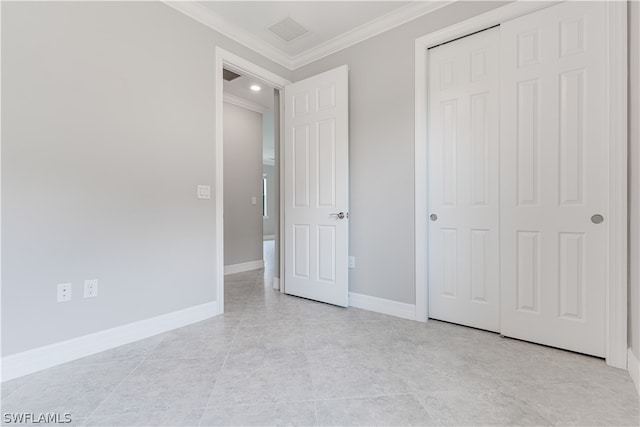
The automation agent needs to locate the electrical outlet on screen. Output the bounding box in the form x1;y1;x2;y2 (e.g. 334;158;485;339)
348;256;355;269
84;279;98;298
251;196;257;205
57;283;72;303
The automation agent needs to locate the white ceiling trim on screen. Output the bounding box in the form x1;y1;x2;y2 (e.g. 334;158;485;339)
164;1;454;71
223;93;268;114
164;1;292;69
289;1;454;69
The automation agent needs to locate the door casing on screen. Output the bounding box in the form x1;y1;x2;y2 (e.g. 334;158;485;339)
214;47;292;313
414;1;628;368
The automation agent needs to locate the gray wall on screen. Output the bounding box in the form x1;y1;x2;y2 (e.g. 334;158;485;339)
293;1;506;304
262;106;277;238
223;102;264;266
263;164;277;237
1;1;290;356
629;0;640;359
262;107;275;164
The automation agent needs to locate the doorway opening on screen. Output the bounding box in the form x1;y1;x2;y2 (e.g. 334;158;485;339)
222;69;277;280
214;48;291;314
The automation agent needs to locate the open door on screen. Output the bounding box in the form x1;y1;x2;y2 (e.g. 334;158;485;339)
283;65;349;307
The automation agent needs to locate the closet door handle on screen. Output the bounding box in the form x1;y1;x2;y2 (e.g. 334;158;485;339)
430;214;438;221
591;214;604;224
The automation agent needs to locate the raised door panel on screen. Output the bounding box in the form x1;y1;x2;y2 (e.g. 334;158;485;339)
293;125;310;208
559;69;586;206
293;225;310;279
316;119;336;208
441;100;458;206
516;231;541;313
516;80;541;206
470;229;489;303
470;94;489;206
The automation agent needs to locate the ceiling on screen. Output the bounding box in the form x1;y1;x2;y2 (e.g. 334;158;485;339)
165;1;451;70
200;1;409;58
224;74;275;110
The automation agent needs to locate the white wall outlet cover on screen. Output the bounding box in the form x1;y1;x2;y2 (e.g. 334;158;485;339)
84;279;98;298
251;196;257;205
57;283;72;303
348;256;355;269
197;185;211;199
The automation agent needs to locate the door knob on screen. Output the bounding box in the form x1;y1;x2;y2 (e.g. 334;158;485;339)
591;214;604;224
430;214;438;221
330;212;346;219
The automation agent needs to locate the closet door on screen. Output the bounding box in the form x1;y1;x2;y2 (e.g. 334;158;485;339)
428;27;500;332
500;1;608;356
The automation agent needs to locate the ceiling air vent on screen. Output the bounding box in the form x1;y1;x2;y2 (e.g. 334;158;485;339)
223;69;242;81
268;17;309;43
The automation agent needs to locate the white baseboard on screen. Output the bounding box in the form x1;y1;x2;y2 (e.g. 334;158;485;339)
349;292;416;321
1;301;218;382
629;348;640;397
224;260;264;275
273;277;280;290
263;234;275;241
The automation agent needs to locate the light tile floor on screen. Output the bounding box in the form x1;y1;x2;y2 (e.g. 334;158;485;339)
2;268;638;426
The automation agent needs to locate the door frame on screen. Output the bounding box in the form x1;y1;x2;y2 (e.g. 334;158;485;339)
414;1;628;368
214;47;292;313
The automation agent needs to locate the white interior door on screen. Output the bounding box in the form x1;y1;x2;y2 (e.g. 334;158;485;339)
428;27;500;332
283;66;349;307
500;1;608;357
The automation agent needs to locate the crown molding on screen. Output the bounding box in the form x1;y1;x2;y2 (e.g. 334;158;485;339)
165;1;454;71
289;1;454;69
223;93;268;114
164;1;293;69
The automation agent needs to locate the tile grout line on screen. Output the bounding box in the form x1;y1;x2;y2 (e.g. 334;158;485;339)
190;392;422;409
83;357;148;422
413;391;438;424
1;380;27;402
313;400;319;426
198;277;249;427
519;398;555;426
86;340;167;420
312;392;418;403
303;317;319;426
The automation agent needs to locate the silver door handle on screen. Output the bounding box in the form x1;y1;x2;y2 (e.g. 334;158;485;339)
330;212;347;219
430;214;438;221
591;214;604;224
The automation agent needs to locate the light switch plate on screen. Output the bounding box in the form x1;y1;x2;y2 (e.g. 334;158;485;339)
197;185;211;199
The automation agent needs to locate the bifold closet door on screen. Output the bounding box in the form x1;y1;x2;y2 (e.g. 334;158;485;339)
428;27;500;332
500;1;608;357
